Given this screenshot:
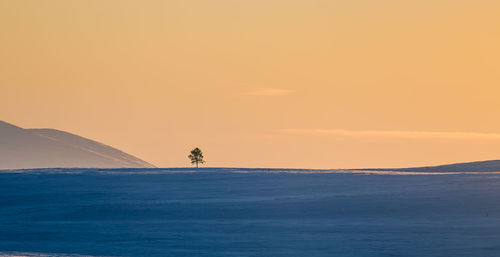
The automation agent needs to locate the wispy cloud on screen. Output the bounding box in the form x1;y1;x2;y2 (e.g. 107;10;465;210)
246;88;295;96
279;129;500;140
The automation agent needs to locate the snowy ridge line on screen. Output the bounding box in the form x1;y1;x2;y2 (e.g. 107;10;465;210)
1;167;500;175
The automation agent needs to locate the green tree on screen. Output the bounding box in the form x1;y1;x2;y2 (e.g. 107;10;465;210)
188;147;205;168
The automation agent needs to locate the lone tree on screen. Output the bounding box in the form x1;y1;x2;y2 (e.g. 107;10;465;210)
188;147;205;168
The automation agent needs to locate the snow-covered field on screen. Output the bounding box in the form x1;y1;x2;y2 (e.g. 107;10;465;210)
2;168;500;256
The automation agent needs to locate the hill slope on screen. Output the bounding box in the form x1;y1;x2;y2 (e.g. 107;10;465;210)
0;121;155;169
391;160;500;173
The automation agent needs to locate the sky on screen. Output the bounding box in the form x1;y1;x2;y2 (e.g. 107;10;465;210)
1;0;500;169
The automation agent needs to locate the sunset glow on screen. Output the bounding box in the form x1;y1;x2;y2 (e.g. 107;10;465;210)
1;0;499;168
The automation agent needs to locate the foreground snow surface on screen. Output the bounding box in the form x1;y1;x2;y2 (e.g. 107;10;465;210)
2;168;500;256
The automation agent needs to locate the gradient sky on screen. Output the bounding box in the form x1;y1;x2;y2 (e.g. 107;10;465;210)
1;0;500;169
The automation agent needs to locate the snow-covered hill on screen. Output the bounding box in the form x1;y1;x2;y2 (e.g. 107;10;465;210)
0;121;155;169
390;159;500;173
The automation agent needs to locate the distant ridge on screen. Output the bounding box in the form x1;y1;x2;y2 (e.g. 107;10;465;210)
389;160;500;173
0;121;155;169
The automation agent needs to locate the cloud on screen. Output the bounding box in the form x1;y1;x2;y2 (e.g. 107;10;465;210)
279;129;500;140
246;88;295;96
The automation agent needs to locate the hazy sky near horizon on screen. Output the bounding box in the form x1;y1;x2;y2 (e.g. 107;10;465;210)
1;0;500;169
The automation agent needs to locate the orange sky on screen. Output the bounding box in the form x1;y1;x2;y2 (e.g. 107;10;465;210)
1;0;500;169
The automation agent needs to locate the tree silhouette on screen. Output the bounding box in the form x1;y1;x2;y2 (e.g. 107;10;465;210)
188;147;205;168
